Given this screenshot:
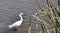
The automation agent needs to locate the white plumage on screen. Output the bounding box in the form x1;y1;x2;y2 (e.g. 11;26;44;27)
8;13;23;29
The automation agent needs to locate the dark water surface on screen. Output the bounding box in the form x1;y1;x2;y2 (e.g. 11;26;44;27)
0;0;57;33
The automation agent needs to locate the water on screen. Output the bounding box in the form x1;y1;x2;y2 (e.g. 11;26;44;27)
0;0;57;33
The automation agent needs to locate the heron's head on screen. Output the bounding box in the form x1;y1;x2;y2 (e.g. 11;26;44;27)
19;13;24;17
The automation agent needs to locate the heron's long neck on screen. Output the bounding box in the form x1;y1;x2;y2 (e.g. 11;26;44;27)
20;15;23;22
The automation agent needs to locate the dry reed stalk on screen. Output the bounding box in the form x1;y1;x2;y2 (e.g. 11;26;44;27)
28;17;31;33
32;14;50;33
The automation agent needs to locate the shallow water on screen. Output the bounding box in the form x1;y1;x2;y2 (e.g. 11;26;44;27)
0;0;57;33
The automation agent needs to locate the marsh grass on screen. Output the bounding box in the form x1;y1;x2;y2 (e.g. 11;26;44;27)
31;0;60;33
28;17;31;33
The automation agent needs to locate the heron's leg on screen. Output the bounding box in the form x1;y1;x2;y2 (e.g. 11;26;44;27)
13;27;18;31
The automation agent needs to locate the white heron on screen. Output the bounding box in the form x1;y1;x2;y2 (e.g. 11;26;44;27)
8;13;24;31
